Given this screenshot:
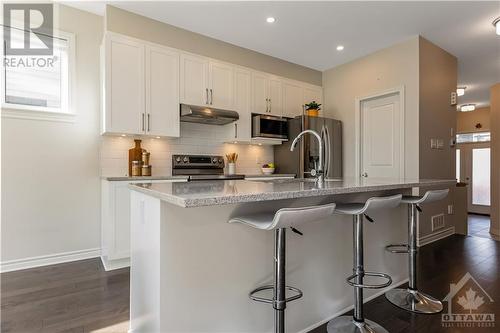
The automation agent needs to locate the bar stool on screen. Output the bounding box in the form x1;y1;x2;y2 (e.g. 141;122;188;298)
327;194;402;333
385;189;449;314
229;203;337;333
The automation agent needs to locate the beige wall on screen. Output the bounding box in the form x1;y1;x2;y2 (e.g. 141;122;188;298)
105;6;322;86
490;83;500;236
457;107;490;133
418;37;458;237
1;5;104;263
322;37;420;178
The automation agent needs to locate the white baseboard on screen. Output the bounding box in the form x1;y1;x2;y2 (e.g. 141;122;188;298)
297;278;409;333
1;248;101;273
418;226;455;247
100;255;130;271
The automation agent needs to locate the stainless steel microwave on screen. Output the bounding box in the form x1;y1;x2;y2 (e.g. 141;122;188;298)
252;114;288;139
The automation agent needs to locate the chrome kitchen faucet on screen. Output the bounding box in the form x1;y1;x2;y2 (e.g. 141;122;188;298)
290;129;324;183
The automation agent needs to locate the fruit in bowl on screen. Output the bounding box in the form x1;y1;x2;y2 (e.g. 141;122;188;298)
261;163;275;175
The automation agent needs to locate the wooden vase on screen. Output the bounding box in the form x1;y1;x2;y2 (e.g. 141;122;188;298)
128;139;145;176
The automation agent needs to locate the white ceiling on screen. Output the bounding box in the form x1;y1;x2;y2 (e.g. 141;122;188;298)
65;1;500;108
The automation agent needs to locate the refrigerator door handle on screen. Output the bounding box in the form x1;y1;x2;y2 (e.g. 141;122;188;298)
321;125;329;178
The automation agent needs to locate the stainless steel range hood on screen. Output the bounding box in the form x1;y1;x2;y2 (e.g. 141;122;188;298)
180;104;239;125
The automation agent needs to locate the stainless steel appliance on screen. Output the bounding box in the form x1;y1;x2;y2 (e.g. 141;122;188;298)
180;104;239;125
274;116;342;180
252;114;288;139
172;154;245;181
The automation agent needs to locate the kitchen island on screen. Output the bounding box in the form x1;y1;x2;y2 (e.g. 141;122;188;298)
129;178;455;333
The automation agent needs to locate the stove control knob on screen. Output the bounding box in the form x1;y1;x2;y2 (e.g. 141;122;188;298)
183;157;188;163
218;159;223;164
212;158;218;163
175;157;181;163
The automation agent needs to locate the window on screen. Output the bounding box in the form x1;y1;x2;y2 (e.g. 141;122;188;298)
2;26;75;121
456;132;491;144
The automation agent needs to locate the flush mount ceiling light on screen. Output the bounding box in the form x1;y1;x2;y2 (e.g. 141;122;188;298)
336;45;344;51
456;87;466;97
460;104;476;112
493;17;500;35
266;17;276;23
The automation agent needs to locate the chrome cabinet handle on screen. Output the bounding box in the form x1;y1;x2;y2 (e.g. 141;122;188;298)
142;113;145;132
361;172;368;178
206;88;209;104
269;98;272;113
147;114;150;132
265;98;269;112
210;89;213;105
235;123;238;138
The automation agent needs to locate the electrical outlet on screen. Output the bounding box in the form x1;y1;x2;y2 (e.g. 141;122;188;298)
436;139;444;149
430;138;437;149
451;92;457;105
431;214;445;231
448;205;454;214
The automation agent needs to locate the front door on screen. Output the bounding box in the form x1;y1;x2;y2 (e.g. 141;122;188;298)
360;92;402;179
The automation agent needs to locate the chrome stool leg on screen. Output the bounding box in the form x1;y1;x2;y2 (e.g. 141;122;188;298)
328;215;390;333
274;228;286;333
385;203;443;314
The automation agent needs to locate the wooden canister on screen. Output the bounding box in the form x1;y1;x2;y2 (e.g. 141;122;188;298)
128;140;144;176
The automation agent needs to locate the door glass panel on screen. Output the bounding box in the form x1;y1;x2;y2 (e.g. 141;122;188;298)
456;149;460;182
472;148;490;206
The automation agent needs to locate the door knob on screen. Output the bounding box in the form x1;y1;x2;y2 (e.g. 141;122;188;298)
361;172;368;177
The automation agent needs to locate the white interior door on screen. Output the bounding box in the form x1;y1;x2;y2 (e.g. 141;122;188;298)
360;92;402;179
458;143;491;214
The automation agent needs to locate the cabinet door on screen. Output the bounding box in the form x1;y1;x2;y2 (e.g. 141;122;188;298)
232;68;252;141
303;86;323;106
112;182;134;260
209;60;234;109
282;81;304;118
180;54;209;106
268;78;283;116
252;72;269;114
104;34;145;134
146;46;180;137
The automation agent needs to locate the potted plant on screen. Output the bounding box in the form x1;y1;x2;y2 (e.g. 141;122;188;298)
304;101;321;117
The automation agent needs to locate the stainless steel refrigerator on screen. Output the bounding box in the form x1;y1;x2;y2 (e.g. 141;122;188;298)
274;116;342;180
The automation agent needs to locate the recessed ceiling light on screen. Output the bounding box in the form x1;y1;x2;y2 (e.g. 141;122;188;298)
460;104;476;112
121;134;126;137
266;17;276;23
336;45;344;51
493;17;500;35
456;87;466;97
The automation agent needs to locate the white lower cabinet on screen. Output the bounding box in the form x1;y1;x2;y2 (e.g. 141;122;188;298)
101;179;186;270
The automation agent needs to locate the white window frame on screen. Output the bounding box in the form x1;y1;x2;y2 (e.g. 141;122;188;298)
1;26;76;123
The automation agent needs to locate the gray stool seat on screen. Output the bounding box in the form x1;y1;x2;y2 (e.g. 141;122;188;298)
229;202;336;333
328;194;401;333
385;189;449;314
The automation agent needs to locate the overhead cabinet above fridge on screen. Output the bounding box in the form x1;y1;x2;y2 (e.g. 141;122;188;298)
101;32;180;138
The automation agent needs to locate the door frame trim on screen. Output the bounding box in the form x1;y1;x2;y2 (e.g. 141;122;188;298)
354;86;406;178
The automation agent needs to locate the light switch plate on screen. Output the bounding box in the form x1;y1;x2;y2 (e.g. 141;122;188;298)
451;92;457;105
431;138;437;149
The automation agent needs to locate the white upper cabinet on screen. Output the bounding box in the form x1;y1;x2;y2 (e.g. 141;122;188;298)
303;85;323;107
146;45;180;137
252;72;270;114
103;34;145;135
209;60;234;110
231;67;252;142
251;73;283;116
180;54;209;106
282;80;304;118
102;32;180;138
268;78;283;116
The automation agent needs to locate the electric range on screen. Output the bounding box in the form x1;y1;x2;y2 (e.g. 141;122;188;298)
172;154;244;181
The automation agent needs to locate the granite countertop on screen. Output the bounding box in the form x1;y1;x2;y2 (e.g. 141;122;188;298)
103;176;189;181
129;178;456;208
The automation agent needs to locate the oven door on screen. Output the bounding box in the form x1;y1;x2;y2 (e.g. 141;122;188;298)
252;115;288;139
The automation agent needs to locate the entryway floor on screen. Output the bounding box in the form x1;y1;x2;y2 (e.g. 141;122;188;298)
1;235;499;333
468;213;499;241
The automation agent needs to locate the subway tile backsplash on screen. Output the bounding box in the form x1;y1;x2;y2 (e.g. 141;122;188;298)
100;122;274;177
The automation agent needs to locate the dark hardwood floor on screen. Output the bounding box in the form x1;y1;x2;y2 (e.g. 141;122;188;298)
1;234;498;333
1;259;129;333
468;214;499;241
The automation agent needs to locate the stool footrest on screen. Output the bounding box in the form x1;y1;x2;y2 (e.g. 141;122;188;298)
385;244;409;254
346;271;392;289
249;285;303;304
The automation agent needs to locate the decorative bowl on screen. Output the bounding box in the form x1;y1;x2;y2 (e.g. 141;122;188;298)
261;167;275;175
